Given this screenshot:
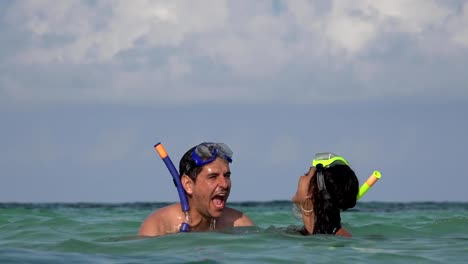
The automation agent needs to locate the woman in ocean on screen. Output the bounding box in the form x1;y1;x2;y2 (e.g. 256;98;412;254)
291;153;359;237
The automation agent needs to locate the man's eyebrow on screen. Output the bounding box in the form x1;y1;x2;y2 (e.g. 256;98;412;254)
206;171;231;176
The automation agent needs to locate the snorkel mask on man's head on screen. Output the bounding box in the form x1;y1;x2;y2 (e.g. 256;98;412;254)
191;142;233;167
180;142;234;181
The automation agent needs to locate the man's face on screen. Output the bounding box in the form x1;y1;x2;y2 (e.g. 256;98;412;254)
191;157;231;218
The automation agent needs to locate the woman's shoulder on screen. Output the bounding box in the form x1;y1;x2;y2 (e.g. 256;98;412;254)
335;226;352;237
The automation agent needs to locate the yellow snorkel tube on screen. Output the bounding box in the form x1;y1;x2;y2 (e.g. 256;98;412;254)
312;153;382;200
357;170;381;200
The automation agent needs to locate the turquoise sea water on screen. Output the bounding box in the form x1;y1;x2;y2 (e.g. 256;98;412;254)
1;201;467;263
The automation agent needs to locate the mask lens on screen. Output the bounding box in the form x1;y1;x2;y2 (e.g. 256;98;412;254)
216;143;233;162
312;152;349;168
195;144;214;157
192;143;233;166
314;152;337;160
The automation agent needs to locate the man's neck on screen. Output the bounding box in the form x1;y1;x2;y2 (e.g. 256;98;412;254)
189;211;216;232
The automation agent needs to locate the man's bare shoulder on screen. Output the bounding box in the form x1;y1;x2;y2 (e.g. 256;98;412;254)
138;203;183;237
219;207;254;228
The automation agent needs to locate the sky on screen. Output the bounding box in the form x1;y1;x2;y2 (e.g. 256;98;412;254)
1;0;467;203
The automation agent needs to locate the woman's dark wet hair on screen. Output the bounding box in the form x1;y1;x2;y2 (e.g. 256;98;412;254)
308;165;359;234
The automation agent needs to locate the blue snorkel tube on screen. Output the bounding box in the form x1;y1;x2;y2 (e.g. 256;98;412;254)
154;143;190;232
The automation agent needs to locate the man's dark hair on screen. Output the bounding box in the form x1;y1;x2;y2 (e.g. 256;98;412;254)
179;146;203;182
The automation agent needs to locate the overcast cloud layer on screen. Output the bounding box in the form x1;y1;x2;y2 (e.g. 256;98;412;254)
2;0;468;107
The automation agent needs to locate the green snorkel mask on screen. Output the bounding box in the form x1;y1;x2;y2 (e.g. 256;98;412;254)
311;153;348;201
312;152;349;168
312;152;381;200
292;152;381;220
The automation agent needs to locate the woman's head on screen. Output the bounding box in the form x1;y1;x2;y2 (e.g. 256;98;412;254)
292;157;359;235
310;164;359;234
311;165;359;211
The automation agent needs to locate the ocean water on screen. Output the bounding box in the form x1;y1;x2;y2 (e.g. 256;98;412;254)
1;201;467;263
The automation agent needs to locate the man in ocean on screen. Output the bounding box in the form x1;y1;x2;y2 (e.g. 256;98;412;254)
138;142;254;236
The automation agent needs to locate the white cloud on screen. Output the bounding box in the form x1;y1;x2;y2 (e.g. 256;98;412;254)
6;0;228;63
364;0;450;33
8;0;462;63
323;8;377;55
449;2;468;47
1;0;468;106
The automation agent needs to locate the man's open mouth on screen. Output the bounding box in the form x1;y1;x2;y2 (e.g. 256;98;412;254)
212;194;227;209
